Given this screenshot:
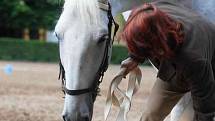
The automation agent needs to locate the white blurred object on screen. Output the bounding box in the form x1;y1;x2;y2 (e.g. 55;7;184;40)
122;10;131;21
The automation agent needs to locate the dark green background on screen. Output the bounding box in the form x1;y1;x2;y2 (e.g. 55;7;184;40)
0;38;129;64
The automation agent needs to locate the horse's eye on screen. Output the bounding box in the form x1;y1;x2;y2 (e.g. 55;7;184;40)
55;32;60;40
55;32;63;42
98;34;108;44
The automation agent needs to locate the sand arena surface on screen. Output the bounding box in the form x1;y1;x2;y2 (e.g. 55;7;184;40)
0;61;172;121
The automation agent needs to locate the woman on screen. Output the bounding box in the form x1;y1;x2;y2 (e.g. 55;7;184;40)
121;1;215;121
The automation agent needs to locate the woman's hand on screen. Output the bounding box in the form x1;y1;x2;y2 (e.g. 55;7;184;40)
121;57;139;76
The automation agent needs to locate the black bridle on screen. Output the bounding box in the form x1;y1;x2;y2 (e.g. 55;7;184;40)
58;2;119;100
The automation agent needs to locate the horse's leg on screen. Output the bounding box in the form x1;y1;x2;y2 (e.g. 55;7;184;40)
170;92;193;121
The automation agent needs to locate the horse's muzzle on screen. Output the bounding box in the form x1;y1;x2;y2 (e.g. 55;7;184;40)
62;113;90;121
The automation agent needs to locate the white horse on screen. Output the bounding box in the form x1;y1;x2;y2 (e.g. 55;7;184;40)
54;0;215;121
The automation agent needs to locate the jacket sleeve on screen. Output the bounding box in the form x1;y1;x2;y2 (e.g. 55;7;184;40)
128;53;146;63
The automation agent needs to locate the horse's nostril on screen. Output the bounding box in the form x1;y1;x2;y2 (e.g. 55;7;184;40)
62;114;71;121
62;113;90;121
83;117;90;121
62;116;65;121
62;115;66;121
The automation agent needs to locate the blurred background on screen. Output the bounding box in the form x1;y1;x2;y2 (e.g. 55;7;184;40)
0;0;155;121
0;0;132;64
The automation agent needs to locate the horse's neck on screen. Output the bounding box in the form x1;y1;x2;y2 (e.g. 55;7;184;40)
192;0;215;24
108;0;193;16
109;0;215;24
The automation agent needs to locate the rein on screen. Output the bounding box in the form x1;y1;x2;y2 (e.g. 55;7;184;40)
104;67;142;121
58;1;119;99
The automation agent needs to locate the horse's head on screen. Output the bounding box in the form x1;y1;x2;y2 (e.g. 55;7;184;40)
54;0;115;121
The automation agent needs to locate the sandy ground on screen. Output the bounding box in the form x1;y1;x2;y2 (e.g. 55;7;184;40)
0;61;168;121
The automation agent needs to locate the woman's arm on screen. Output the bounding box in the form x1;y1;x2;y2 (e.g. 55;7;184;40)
121;57;139;76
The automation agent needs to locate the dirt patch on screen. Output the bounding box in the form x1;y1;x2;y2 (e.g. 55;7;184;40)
0;61;164;121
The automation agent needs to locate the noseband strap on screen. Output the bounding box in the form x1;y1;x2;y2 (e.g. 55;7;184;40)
58;2;119;97
63;86;94;96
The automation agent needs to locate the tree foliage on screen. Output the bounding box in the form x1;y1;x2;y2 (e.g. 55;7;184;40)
0;0;63;30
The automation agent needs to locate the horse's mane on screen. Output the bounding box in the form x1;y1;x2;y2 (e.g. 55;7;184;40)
64;0;102;28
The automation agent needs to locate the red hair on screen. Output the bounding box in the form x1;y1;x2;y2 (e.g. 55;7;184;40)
122;4;184;60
